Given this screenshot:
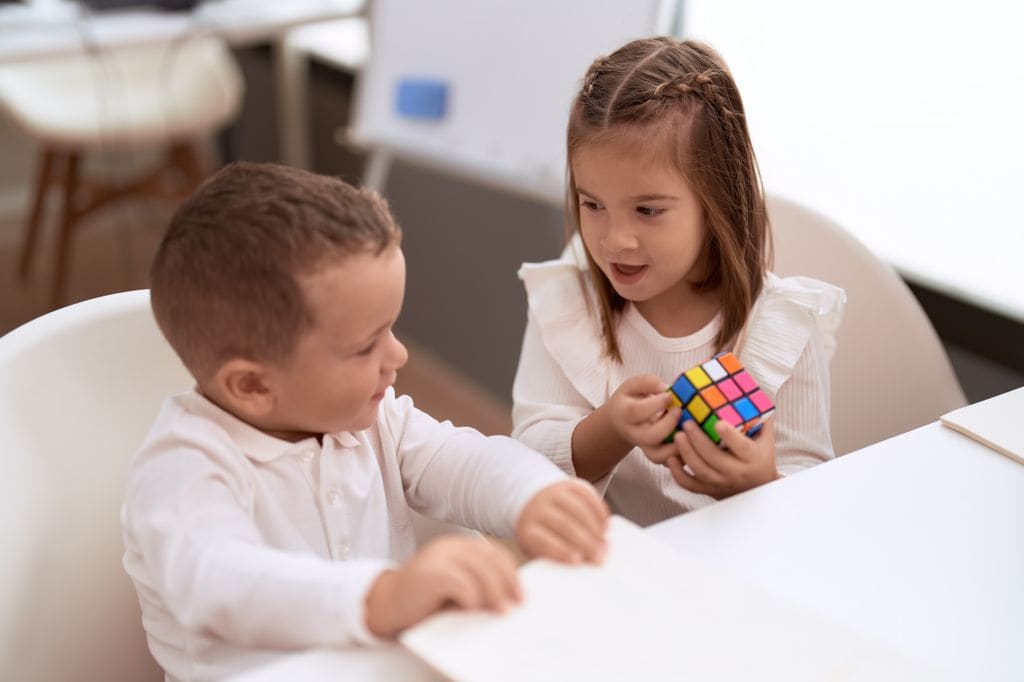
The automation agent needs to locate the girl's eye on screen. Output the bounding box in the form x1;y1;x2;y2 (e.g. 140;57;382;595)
637;206;665;217
356;341;377;356
580;199;603;211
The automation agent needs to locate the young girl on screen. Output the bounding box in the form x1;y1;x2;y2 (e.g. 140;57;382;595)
511;37;845;526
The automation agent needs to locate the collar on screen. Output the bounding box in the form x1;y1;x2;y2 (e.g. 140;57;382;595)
178;389;361;462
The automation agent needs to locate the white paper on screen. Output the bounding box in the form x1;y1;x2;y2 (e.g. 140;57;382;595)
941;386;1024;464
401;516;951;681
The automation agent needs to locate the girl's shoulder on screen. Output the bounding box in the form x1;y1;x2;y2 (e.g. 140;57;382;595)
517;243;596;319
740;273;847;396
517;251;610;405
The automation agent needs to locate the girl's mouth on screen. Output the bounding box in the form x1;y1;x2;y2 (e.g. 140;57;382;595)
610;262;647;283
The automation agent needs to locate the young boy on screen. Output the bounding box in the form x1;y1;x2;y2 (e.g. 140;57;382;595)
121;161;609;681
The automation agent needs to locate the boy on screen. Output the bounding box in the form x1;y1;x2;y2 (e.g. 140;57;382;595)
121;162;609;681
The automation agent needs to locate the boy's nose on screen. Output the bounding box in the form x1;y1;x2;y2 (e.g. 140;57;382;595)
389;335;409;371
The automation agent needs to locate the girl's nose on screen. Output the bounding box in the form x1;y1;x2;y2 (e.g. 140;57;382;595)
602;218;638;252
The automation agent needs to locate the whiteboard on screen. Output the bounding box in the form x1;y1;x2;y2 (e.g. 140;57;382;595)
351;0;679;205
682;0;1024;322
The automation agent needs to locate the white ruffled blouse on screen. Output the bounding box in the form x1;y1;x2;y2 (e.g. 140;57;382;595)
511;255;846;526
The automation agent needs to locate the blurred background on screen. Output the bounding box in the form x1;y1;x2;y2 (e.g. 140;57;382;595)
1;0;1021;432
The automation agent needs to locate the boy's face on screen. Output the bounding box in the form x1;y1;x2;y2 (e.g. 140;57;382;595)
261;245;409;440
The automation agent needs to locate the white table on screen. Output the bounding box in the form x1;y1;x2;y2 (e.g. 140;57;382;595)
650;421;1024;682
229;419;1024;681
0;0;364;166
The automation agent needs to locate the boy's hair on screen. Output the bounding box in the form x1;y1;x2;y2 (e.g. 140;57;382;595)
150;161;402;382
567;37;771;360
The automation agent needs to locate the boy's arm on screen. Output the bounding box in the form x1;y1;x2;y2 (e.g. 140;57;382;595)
123;448;394;649
384;393;565;539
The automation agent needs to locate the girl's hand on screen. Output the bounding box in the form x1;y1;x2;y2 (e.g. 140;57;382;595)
603;374;681;451
664;418;779;499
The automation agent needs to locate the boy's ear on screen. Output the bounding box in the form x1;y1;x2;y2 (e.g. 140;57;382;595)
213;358;275;418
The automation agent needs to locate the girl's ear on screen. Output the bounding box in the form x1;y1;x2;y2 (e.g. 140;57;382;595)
213;358;275;419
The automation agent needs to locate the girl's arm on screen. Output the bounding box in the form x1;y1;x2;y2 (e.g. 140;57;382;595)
511;316;593;476
772;328;836;471
512;317;677;483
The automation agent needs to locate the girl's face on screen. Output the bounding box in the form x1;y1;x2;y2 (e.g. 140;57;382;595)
573;141;709;317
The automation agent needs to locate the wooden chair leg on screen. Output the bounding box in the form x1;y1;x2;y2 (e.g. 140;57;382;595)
19;148;59;280
51;152;81;309
169;141;209;197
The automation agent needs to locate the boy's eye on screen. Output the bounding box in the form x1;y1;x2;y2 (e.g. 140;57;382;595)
580;199;603;211
637;206;665;217
356;340;377;356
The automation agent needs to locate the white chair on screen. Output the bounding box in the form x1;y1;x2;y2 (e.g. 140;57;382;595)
0;289;190;681
0;289;473;681
768;195;967;454
0;35;244;307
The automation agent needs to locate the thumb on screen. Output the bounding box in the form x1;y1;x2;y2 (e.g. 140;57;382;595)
627;373;669;395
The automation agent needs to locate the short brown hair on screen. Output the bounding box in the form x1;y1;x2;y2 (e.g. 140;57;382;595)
150;161;401;381
567;37;771;360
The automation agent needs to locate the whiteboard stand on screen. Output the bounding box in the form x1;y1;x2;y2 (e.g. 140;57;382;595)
361;147;394;194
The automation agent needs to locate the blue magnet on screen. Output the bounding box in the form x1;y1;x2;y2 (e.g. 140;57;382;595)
395;78;449;120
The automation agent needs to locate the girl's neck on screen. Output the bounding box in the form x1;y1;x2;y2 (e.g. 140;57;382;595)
633;286;720;338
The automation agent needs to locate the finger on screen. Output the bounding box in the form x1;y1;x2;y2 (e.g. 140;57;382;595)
555;482;610;538
666;456;712;495
624;392;675;425
518;521;582;564
535;501;606;563
677;423;728;480
623;373;669;396
440;563;485;611
634;406;682;446
460;543;521;611
642;441;680;465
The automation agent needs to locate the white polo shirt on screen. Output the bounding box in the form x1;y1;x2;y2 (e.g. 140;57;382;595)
122;388;564;681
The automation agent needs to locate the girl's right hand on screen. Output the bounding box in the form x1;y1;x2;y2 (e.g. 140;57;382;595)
602;374;681;451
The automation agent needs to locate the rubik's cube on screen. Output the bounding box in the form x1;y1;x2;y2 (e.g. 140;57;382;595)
665;352;775;445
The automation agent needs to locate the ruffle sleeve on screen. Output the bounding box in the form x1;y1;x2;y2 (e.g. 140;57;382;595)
517;258;611;408
739;272;846;397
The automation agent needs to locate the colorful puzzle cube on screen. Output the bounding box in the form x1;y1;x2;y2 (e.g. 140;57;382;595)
664;352;775;445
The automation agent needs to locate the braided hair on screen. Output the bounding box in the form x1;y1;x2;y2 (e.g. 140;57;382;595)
566;37;770;361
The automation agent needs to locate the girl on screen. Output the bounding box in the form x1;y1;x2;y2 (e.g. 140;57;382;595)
511;37;845;526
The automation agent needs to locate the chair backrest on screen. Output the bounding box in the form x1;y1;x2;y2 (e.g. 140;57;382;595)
768;195;967;454
0;35;244;147
0;290;191;682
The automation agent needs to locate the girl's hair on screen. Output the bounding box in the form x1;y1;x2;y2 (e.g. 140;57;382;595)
567;37;771;360
150;161;402;383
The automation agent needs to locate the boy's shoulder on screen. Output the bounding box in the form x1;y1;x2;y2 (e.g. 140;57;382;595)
128;390;255;487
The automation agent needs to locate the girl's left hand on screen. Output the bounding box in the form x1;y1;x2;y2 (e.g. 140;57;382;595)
664;418;779;499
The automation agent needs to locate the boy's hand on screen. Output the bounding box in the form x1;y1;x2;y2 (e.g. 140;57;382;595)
364;535;521;639
515;479;609;564
603;374;682;451
664;417;779;499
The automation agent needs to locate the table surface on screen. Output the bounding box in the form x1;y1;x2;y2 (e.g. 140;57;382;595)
0;0;363;62
226;419;1024;681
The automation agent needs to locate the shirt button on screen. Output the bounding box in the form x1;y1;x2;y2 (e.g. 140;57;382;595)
325;490;342;506
335;542;350;558
302;450;315;462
